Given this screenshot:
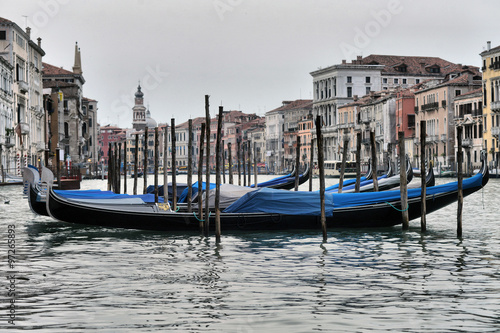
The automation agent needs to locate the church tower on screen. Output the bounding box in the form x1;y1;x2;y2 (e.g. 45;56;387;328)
132;84;147;131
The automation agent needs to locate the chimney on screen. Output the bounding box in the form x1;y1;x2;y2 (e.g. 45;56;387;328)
357;55;363;61
342;59;346;64
487;41;491;51
26;27;31;38
37;37;42;48
353;95;358;101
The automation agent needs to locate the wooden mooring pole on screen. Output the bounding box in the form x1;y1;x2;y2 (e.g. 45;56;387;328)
171;119;177;211
187;119;193;212
163;126;168;204
457;126;464;238
198;123;206;230
399;131;409;230
355;132;362;193
143;127;148;194
247;141;251;186
254;142;258;188
154;127;159;203
107;142;112;191
204;95;211;236
134;133;139;195
309;138;314;192
294;136;300;191
420;121;427;232
370;130;378;192
237;140;241;186
228;142;233;184
215;106;223;242
338;133;349;193
124;141;127;194
243;143;247;187
222;140;226;184
315;115;327;242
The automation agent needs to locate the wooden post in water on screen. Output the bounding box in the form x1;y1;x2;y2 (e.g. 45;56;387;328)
243;142;247;186
123;141;127;194
355;132;362;193
420;121;427;232
309;138;314;192
171;119;177;211
56;148;61;190
215;106;223;242
115;142;120;193
228;142;233;184
163;126;168;204
399;131;409;230
222;140;226;184
254;141;258;188
107;142;112;191
370;130;379;192
117;142;122;194
198;123;206;230
457;126;463;238
133;133;139;195
247;141;251;186
338;133;349;193
143;127;148;194
315;115;327;242
154;127;159;203
294;136;300;191
187;119;193;212
204;95;211;236
237;140;241;186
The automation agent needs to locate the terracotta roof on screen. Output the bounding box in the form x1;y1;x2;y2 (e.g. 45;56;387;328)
454;88;482;99
83;97;97;102
0;17;14;24
267;99;313;113
42;62;75;76
360;54;475;76
42;80;76;88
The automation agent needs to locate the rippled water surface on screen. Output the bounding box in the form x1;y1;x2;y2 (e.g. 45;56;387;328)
1;175;499;332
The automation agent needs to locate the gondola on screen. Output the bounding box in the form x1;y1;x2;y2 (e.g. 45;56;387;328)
45;152;489;232
256;164;310;190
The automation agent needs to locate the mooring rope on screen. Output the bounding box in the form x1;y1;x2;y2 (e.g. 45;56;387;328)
193;211;211;222
386;201;409;212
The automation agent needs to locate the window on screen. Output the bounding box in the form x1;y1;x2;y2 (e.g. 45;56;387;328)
366;87;371;95
402;78;407;84
394;78;399;84
365;77;370;83
416;79;420;84
347;87;352;97
455;90;461;96
0;30;5;40
347;76;352;83
383;78;388;84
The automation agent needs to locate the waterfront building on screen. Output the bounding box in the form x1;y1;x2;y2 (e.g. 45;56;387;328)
480;41;500;167
395;89;417;165
82;97;99;172
0;17;45;175
281;100;313;170
453;88;483;174
99;125;126;168
0;54;14;175
297;113;314;170
414;71;481;169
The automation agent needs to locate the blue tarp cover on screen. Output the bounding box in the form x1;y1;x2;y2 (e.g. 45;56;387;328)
178;181;216;203
224;171;483;215
54;189;164;203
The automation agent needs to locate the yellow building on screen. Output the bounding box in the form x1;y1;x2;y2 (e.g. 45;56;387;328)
480;41;500;166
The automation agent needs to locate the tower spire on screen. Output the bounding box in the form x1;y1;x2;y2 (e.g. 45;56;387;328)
73;41;82;75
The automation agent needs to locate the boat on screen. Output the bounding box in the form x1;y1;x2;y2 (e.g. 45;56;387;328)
44;152;489;232
250;164;310;190
314;160;358;178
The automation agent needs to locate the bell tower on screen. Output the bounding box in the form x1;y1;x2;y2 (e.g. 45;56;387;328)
132;83;147;131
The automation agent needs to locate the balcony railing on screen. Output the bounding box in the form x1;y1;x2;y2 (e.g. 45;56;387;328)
441;134;447;142
491;101;500;112
362;138;371;145
36;141;46;152
421;102;439;112
338;122;354;130
426;135;438;143
3;135;15;148
18;80;28;94
19;122;30;135
492;127;500;137
461;138;473;147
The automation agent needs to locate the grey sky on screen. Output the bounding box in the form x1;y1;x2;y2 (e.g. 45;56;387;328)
2;0;498;128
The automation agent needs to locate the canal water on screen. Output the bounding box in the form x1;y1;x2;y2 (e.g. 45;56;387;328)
1;175;499;332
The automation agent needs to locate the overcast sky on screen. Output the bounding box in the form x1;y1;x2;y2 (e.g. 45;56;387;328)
2;0;498;128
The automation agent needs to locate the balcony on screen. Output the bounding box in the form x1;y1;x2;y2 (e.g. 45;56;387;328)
421;102;439;112
426;135;438;143
4;135;15;148
338;122;354;130
414;106;419;113
362;138;371;145
461;138;473;147
19;122;30;135
441;134;447;142
441;100;447;108
36;141;46;152
492;127;500;137
413;137;420;145
360;114;372;124
18;80;29;94
491;101;500;112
